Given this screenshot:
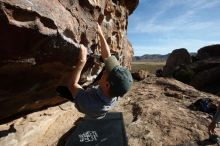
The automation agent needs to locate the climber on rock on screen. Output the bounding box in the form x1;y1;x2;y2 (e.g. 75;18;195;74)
57;23;133;119
208;104;220;140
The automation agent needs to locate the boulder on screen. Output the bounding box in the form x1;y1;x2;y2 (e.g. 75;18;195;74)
188;55;220;96
191;65;220;96
132;69;148;81
0;0;139;120
163;48;192;76
197;44;220;60
189;57;220;73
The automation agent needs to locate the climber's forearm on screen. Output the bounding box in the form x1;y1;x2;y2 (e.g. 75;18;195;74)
70;62;85;85
98;33;111;59
68;62;85;96
97;24;111;60
68;44;87;97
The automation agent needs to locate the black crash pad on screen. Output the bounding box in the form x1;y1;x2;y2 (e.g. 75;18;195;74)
65;112;128;146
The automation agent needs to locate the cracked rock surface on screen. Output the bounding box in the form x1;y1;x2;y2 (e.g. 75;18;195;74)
0;0;138;120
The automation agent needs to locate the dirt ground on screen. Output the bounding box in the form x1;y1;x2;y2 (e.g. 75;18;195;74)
0;75;220;146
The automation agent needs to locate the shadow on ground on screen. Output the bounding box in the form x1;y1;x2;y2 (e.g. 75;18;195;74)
57;117;84;146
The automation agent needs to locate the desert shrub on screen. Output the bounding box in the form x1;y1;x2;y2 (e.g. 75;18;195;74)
156;69;163;77
173;67;194;84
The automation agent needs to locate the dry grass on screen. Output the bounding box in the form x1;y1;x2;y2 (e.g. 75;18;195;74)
131;61;165;74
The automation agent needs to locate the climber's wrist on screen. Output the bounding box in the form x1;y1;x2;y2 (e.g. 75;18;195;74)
78;44;87;63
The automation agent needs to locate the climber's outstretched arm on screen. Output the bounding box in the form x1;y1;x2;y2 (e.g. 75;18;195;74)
68;44;87;97
97;24;111;60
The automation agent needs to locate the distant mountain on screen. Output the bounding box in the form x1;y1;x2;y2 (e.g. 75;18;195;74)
133;54;170;61
133;52;197;61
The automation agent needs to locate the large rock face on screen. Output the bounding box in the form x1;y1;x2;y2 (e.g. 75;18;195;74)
0;0;139;120
162;45;220;96
189;45;220;96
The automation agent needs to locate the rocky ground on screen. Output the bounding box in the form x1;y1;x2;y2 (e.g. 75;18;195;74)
0;75;220;146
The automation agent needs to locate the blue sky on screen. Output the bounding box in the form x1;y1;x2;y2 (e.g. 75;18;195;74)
127;0;220;56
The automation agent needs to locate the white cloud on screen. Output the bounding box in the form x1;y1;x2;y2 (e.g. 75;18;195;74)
134;23;174;33
133;45;171;56
128;0;220;55
132;39;220;56
190;0;220;9
129;0;220;34
167;0;220;11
